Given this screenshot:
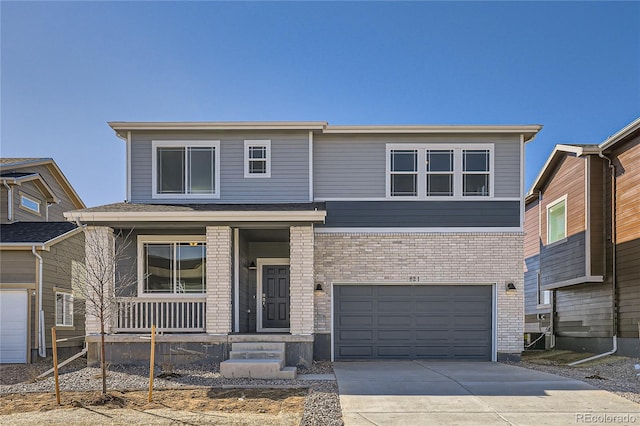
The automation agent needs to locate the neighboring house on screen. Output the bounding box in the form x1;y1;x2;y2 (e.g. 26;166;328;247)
524;118;640;356
65;121;541;372
0;158;86;363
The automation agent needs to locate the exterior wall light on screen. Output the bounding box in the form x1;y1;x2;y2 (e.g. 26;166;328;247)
506;282;517;291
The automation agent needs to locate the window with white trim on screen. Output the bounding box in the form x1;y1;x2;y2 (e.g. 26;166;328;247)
139;236;206;294
152;141;220;198
20;194;40;214
55;292;73;326
244;140;271;178
386;144;494;199
547;196;567;244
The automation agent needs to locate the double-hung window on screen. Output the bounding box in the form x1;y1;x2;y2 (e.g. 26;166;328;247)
387;144;494;199
152;141;220;198
139;236;206;295
55;292;73;326
244;140;271;178
547;196;567;244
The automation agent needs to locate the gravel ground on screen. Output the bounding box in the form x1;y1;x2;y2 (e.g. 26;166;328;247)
506;355;640;404
0;359;343;425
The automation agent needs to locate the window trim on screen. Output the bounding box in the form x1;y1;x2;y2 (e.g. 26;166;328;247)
19;192;41;215
137;235;207;297
546;195;568;245
385;144;494;200
55;291;74;327
244;140;271;178
151;140;220;199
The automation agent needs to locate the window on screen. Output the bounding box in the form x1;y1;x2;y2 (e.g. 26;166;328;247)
387;144;494;199
152;141;220;198
139;237;206;294
547;197;567;244
244;140;271;178
390;149;418;196
20;194;40;214
55;292;73;326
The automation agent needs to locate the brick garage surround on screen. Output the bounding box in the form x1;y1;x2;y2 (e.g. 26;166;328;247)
314;232;524;355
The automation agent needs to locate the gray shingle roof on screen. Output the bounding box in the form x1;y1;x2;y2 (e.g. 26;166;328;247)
0;222;78;244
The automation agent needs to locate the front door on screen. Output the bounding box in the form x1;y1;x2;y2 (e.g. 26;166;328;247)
261;265;290;330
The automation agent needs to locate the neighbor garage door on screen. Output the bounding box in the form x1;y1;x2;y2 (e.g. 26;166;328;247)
334;285;493;360
0;290;29;363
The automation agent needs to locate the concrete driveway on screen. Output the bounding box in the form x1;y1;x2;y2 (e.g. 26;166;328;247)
334;361;640;425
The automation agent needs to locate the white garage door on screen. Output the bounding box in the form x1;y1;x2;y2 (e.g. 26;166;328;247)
0;290;29;363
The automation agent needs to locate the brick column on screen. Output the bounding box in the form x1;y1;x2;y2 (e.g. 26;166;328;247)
206;226;232;334
289;225;314;335
83;226;115;335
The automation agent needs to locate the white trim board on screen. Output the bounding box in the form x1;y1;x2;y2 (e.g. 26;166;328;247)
256;258;290;333
315;227;523;234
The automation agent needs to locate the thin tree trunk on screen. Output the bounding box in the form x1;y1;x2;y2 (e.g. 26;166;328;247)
100;318;106;394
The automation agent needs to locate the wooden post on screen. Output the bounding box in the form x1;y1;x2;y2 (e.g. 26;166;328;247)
148;324;156;402
52;327;60;405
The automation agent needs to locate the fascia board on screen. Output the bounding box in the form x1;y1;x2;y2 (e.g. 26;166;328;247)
599;117;640;151
65;210;327;223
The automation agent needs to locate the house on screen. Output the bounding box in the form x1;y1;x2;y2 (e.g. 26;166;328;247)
524;117;640;356
0;158;86;363
64;121;541;373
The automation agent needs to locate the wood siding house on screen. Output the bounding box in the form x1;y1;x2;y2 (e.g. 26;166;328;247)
0;158;86;363
524;118;640;356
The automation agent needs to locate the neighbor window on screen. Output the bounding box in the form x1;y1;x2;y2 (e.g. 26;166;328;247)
387;144;493;199
152;141;220;198
55;292;73;326
244;140;271;178
547;197;567;244
20;194;40;214
140;238;206;294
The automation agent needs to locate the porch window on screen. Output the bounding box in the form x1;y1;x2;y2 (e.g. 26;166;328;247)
55;292;73;326
141;239;206;294
152;140;220;198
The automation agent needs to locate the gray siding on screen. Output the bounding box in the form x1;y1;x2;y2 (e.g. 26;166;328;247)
130;131;310;203
523;255;541;315
313;134;521;199
540;232;586;288
555;282;613;337
0;251;35;283
13;182;46;222
321;201;520;227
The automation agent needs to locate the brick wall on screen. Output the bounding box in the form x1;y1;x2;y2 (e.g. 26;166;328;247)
206;226;232;334
314;232;524;354
289;225;314;335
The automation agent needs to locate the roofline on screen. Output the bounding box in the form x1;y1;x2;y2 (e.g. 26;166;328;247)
108;121;542;142
0;158;52;170
64;210;327;223
599;117;640;151
1;173;60;203
526;144;600;198
0;226;83;251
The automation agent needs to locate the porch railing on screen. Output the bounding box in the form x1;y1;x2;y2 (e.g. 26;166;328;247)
114;298;206;332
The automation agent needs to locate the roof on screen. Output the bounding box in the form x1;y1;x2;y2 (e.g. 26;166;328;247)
0;222;78;245
0;171;59;202
108;121;543;142
64;202;327;224
0;158;85;209
599;117;640;151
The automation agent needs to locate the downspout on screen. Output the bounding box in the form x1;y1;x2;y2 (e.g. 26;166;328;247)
3;180;12;222
569;153;617;366
32;246;46;358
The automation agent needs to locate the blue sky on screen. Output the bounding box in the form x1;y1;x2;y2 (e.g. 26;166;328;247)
2;1;639;208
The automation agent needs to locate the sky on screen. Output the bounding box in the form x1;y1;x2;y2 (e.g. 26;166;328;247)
1;1;639;208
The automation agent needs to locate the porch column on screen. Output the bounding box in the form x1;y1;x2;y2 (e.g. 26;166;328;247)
83;226;115;335
289;225;315;335
206;226;232;334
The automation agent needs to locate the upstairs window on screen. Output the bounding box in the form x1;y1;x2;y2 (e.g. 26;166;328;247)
152;141;220;198
20;193;41;214
547;196;567;244
387;144;494;199
139;237;206;295
244;140;271;178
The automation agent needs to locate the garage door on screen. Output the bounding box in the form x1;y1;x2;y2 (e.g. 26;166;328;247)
333;285;493;360
0;290;29;363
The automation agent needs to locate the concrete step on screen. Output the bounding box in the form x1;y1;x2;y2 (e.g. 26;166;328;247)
229;350;285;361
231;342;286;352
220;359;296;379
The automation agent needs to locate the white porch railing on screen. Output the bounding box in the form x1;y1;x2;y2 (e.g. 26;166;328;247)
114;298;206;332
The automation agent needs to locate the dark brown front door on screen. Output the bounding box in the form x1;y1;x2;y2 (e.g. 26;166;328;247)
262;265;290;330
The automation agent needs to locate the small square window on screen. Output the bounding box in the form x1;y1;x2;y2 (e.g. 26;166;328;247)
245;140;271;178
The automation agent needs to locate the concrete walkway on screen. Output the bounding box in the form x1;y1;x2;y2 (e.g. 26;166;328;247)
334;361;640;425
